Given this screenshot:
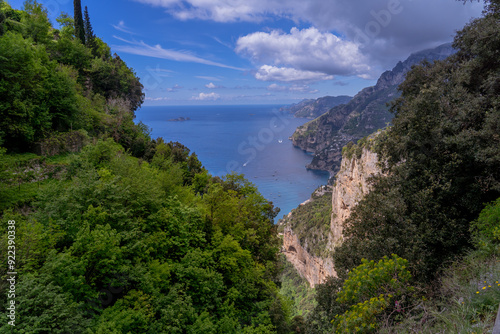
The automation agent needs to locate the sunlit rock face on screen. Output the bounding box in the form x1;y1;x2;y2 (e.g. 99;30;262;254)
281;145;383;287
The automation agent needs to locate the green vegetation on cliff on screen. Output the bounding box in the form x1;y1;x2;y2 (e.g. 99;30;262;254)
302;1;500;332
0;0;144;153
0;2;299;333
334;0;500;281
279;187;332;258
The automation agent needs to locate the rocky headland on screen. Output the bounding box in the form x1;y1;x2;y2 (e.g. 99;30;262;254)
291;43;455;175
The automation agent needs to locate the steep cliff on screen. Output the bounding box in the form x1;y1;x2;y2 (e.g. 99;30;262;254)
281;226;335;288
291;43;454;174
281;138;383;286
329;138;383;247
281;95;353;118
279;186;335;287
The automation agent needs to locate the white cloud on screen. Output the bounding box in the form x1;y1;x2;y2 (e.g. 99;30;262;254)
256;65;334;82
112;21;137;35
191;92;221;101
267;83;287;91
112;37;244;71
236;27;371;79
134;0;268;22
204;82;226;89
134;0;482;69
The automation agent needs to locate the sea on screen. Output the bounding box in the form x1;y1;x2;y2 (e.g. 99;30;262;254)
135;105;330;219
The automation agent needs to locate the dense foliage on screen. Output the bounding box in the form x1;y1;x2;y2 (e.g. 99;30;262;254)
2;0;499;332
333;0;500;282
0;139;289;333
0;0;144;152
301;2;500;332
0;1;299;332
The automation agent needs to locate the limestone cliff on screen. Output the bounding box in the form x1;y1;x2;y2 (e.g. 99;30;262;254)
280;140;383;287
329;143;382;247
281;225;335;288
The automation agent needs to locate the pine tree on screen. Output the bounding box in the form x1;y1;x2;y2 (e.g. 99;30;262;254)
73;0;85;44
84;6;96;54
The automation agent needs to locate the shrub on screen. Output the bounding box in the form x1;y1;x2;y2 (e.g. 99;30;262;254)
333;255;415;333
471;197;500;256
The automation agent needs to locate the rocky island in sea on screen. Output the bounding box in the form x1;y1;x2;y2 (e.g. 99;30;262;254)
167;116;191;122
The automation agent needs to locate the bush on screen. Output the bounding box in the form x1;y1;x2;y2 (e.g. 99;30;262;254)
471;197;500;256
333;255;416;333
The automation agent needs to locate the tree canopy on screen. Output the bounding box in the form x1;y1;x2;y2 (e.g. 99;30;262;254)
0;1;144;153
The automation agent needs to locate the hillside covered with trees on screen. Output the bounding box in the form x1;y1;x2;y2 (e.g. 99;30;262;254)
0;1;300;333
299;0;500;332
1;0;500;333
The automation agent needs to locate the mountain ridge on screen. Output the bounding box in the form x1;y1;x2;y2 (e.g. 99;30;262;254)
280;95;353;118
291;43;455;174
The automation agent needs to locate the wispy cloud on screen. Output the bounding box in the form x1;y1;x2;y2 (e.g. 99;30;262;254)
112;21;138;35
112;37;245;71
147;66;174;77
213;36;233;49
196;76;223;81
145;97;171;101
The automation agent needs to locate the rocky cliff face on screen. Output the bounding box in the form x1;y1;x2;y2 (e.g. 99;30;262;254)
291;43;454;174
329;145;382;247
281;142;383;287
281;226;335;288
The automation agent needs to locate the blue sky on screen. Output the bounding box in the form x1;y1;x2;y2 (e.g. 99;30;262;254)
10;0;483;105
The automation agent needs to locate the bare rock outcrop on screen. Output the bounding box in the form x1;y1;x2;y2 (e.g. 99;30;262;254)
282;226;335;288
329;147;382;247
280;141;383;287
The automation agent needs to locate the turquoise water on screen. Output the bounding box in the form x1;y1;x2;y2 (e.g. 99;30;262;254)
136;105;329;218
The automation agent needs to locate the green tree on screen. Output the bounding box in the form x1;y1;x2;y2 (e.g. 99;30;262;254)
332;255;415;333
84;6;97;55
22;0;51;44
73;0;85;44
0;3;5;35
0;31;51;149
471;197;500;255
0;274;92;333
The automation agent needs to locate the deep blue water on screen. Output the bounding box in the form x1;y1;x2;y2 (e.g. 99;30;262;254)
135;105;329;218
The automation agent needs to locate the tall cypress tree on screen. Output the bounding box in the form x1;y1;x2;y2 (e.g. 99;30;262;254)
84;6;96;54
73;0;85;44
